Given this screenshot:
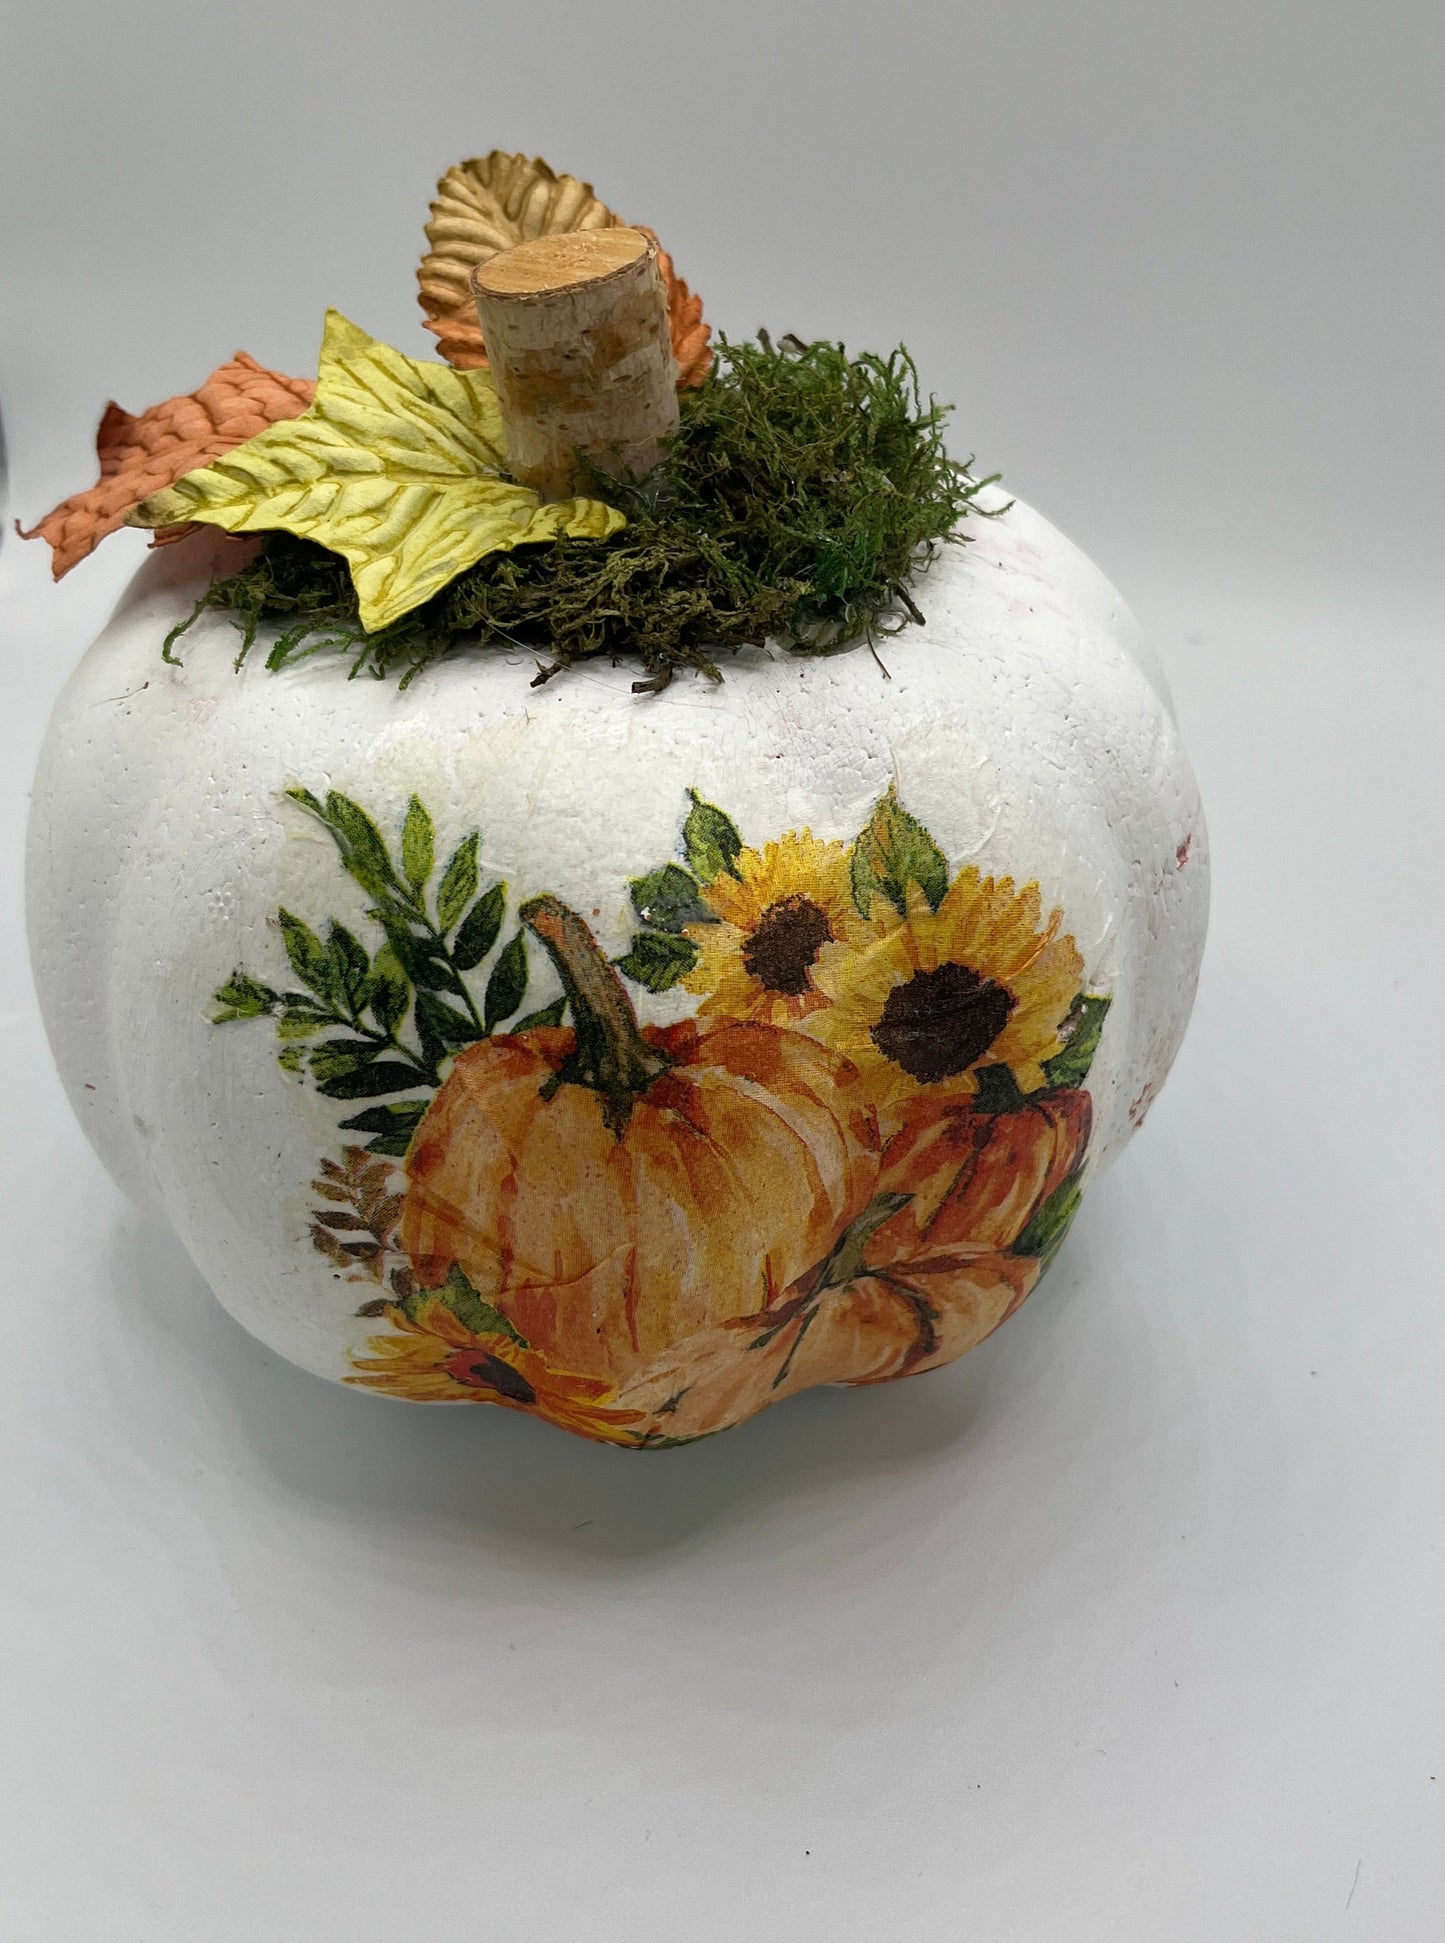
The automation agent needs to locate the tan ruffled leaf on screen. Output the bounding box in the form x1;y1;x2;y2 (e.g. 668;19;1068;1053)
418;151;712;386
418;150;619;370
19;352;315;577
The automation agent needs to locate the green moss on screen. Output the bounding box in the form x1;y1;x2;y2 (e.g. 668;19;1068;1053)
164;333;1002;688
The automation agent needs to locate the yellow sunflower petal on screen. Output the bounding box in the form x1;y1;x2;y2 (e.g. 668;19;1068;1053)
682;829;863;1028
809;861;1085;1126
345;1298;648;1442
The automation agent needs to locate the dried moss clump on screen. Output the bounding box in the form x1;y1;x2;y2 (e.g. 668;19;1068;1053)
165;333;1000;688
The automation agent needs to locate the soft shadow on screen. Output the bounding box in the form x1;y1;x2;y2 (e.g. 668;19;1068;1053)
107;1215;1032;1564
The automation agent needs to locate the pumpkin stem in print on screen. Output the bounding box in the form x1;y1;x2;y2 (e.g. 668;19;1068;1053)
519;894;673;1136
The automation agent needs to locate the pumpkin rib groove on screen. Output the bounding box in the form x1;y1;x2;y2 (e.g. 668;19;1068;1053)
842;1255;1039;1386
924;1098;1068;1254
496;1090;643;1374
600;1122;645;1358
504;1238;638;1298
684;1061;843;1228
650;1082;826;1277
920;1121;988;1231
491;1138;527;1301
621;1238;643;1358
978;1105;1055;1217
687;1024;880;1215
631;1100;757;1349
907;1113;992;1248
515;1138;633;1357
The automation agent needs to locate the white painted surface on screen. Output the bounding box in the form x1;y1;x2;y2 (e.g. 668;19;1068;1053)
7;538;1443;1942
4;0;1442;1933
27;507;1207;1386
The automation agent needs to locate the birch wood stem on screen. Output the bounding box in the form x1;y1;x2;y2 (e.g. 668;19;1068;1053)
470;227;679;500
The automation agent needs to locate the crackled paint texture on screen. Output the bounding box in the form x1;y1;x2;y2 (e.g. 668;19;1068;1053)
27;499;1208;1443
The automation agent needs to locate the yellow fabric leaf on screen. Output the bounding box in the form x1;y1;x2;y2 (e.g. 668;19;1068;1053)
126;311;625;632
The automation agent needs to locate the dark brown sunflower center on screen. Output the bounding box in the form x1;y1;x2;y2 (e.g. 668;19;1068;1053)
743;894;835;996
870;962;1015;1083
451;1351;536;1405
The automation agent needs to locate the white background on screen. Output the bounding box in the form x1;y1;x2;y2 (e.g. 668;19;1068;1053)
2;3;1442;1937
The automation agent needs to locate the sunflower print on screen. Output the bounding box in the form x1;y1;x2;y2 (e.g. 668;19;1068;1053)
347;1294;648;1444
216;779;1109;1448
682;831;864;1027
810;870;1084;1127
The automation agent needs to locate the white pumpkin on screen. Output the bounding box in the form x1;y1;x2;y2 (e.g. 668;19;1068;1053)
27;500;1207;1446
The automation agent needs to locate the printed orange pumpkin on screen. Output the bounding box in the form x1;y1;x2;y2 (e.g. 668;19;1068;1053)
399;896;880;1385
867;1087;1093;1268
838;1087;1094;1382
606;1089;1093;1440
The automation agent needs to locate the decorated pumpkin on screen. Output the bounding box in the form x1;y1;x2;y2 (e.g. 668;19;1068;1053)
399;895;881;1380
24;151;1208;1447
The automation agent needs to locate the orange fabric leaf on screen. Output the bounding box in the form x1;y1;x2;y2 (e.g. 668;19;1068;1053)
637;227;713;388
19;352;315;577
421;306;489;371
